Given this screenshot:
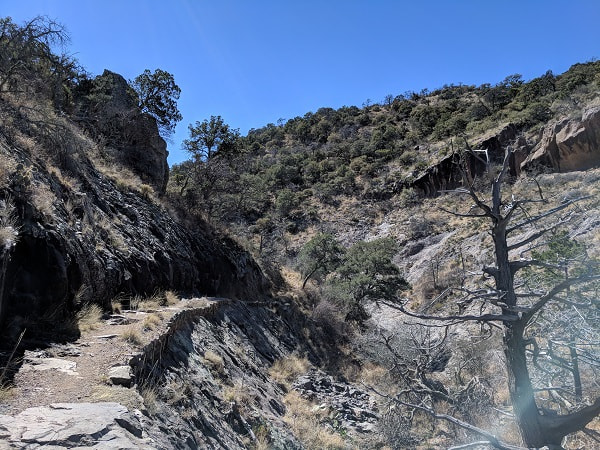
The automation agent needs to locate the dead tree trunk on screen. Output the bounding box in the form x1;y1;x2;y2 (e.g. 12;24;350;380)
481;150;600;447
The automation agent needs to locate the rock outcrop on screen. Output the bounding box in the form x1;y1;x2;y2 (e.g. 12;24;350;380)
411;124;521;196
130;299;307;449
293;370;379;434
74;70;169;194
523;106;600;172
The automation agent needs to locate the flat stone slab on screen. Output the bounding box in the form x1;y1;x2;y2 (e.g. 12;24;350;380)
109;365;133;387
21;357;79;376
95;334;119;339
0;402;154;448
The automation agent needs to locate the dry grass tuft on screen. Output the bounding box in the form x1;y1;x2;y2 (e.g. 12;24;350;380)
223;381;253;411
0;383;15;402
142;313;161;331
140;385;159;415
252;424;272;450
121;326;144;346
283;391;345;449
0;197;19;250
269;355;310;387
204;350;225;375
164;290;180;306
0;151;17;186
76;303;103;332
31;183;56;218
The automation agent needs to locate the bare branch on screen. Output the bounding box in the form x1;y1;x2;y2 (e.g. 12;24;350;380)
381;301;518;323
395;399;525;450
507;216;573;251
510;259;563;275
449;442;506;450
439;206;488;218
506;198;588;234
523;274;600;321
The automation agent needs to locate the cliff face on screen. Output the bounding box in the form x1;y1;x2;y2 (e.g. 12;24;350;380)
0;77;269;338
411;124;522;196
523;106;600;172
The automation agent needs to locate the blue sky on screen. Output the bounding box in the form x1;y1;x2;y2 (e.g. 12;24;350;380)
3;1;599;164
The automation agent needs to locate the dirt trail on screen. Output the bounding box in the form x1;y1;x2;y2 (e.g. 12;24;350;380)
1;298;218;415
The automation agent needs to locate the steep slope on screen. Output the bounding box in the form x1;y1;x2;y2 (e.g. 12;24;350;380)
0;72;268;346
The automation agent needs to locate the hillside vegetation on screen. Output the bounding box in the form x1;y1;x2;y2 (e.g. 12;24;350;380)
168;59;600;448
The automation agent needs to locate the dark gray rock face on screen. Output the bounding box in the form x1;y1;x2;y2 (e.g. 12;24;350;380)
411;124;521;197
130;300;305;450
0;134;269;339
293;370;379;434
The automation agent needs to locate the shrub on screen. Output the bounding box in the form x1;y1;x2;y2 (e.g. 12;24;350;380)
275;188;299;217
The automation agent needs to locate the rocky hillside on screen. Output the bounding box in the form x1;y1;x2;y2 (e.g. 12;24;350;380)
165;60;600;448
0;68;268;346
0;15;599;449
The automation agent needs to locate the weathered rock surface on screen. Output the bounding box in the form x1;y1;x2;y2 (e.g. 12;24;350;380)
21;354;79;376
411;124;521;196
523;106;600;172
293;370;379;434
130;299;307;449
109;365;133;387
0;402;154;448
0;131;269;337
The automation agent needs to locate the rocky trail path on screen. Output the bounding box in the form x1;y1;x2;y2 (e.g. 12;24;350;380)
0;297;222;448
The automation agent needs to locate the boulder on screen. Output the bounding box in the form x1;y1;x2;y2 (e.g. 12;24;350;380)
523;107;600;172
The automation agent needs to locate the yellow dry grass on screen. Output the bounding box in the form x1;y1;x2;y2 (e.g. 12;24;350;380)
121;326;144;346
204;350;225;375
76;303;103;333
283;391;345;449
269;355;310;388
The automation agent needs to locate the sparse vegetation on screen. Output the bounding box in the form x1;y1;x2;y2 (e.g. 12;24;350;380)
223;381;253;410
204;350;225;375
1;13;599;447
76;303;103;332
269;355;310;388
282;391;346;449
121;326;144;346
142;313;161;331
140;385;159;415
0;383;15;402
164;290;179;306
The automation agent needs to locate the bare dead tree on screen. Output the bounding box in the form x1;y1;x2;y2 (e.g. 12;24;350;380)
383;148;600;448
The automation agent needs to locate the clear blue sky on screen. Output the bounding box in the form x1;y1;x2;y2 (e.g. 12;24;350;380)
3;1;599;164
